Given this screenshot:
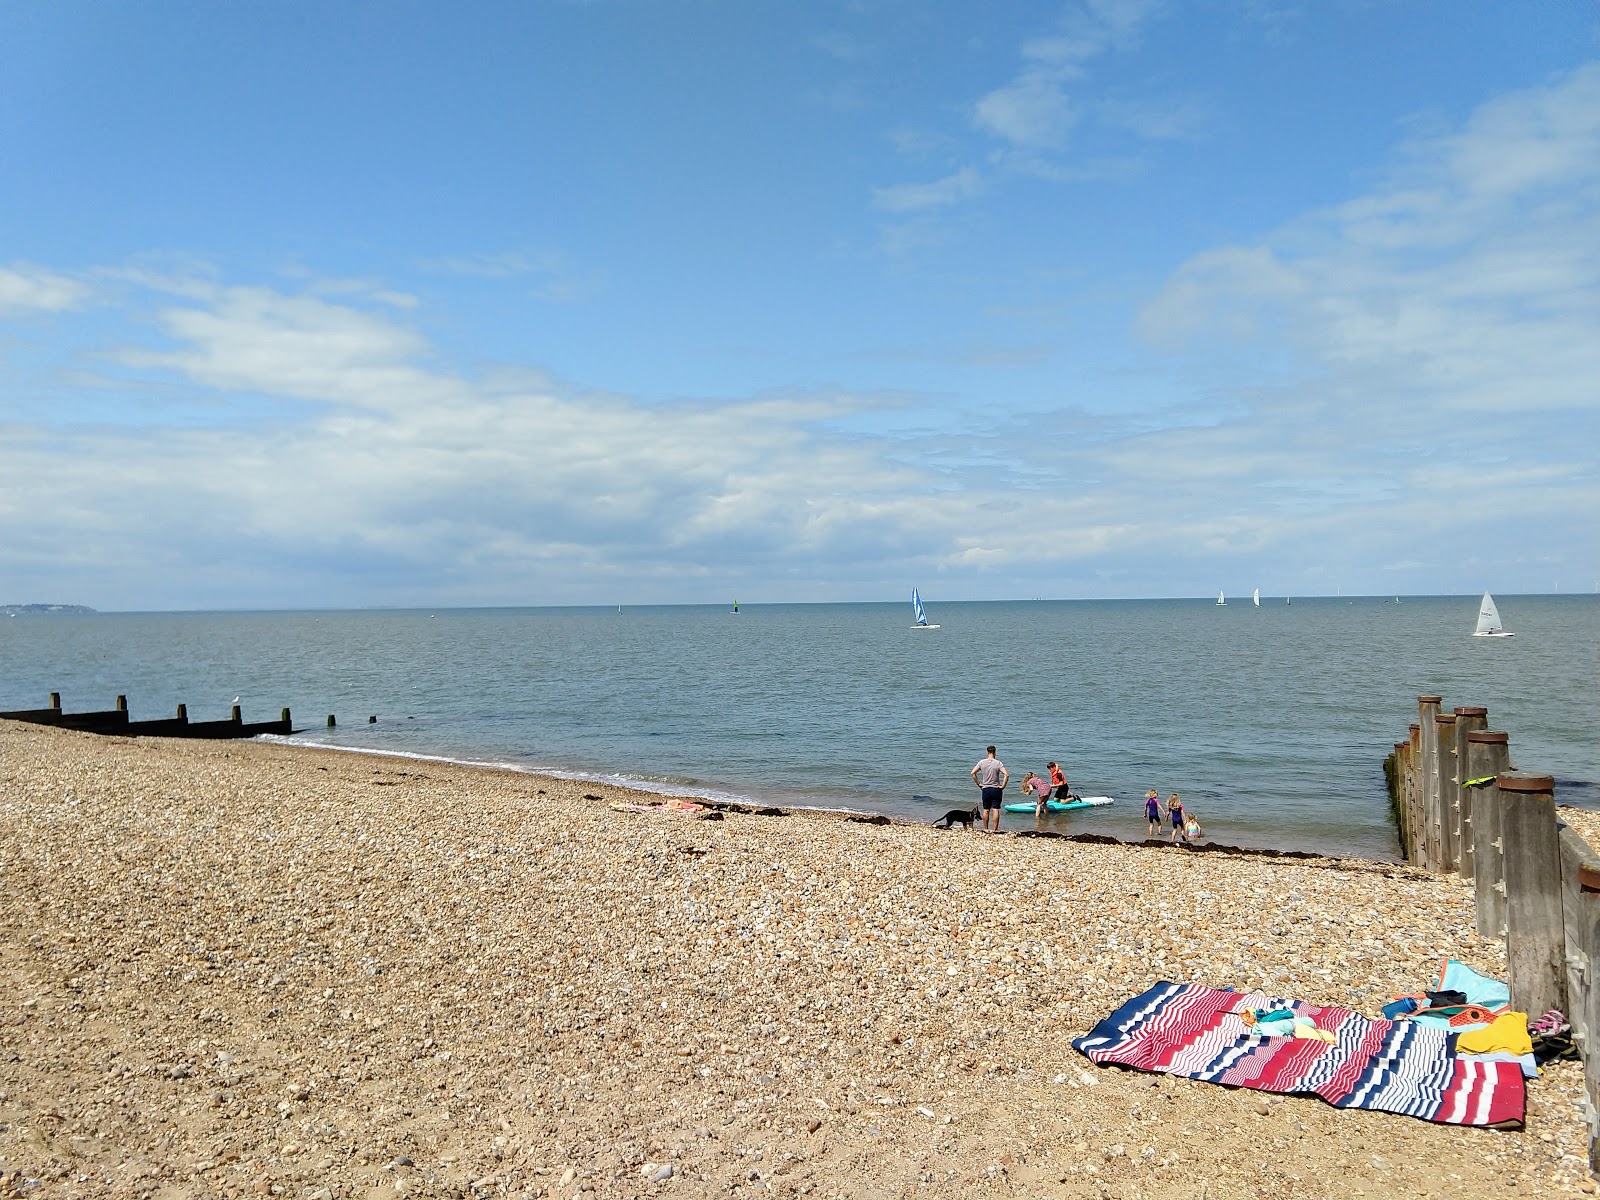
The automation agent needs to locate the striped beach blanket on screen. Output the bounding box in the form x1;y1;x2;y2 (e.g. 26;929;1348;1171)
1072;982;1525;1129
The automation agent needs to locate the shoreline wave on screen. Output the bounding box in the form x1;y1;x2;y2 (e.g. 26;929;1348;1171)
255;733;885;820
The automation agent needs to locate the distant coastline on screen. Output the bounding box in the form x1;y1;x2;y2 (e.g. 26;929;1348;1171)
2;603;96;615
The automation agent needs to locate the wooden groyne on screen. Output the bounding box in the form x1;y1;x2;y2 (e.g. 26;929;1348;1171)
1388;694;1600;1170
0;692;295;738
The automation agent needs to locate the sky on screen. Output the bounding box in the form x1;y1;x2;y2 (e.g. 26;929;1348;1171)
1;0;1596;610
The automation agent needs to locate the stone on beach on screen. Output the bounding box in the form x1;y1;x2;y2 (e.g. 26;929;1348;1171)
0;719;1595;1198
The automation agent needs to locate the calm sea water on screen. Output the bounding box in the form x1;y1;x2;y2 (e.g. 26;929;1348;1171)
2;595;1595;860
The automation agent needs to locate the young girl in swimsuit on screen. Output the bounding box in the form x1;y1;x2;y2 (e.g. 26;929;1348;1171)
1144;789;1162;837
1020;771;1052;817
1167;793;1187;844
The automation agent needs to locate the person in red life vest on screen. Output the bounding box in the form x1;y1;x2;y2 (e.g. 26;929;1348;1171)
1047;761;1074;801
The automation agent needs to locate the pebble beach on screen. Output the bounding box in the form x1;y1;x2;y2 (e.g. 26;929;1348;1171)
2;720;1597;1200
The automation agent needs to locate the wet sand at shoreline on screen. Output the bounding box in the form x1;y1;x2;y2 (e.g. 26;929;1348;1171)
2;721;1596;1199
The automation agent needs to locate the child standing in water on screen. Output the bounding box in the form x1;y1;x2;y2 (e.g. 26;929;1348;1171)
1167;793;1187;844
1019;771;1053;817
1144;789;1163;838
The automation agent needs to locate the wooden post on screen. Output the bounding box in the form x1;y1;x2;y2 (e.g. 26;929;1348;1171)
1570;853;1600;1176
176;704;187;720
1557;827;1600;1094
1434;712;1459;873
1418;698;1443;871
1498;771;1566;1018
1454;707;1488;881
1406;725;1423;867
327;714;337;727
1467;731;1512;939
280;707;292;728
49;692;60;710
1401;739;1414;857
115;694;128;712
231;704;242;723
1389;743;1410;861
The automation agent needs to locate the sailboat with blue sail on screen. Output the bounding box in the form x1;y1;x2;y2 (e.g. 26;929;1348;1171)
910;588;939;630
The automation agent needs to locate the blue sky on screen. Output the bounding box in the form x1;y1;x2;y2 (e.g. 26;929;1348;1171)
2;1;1596;609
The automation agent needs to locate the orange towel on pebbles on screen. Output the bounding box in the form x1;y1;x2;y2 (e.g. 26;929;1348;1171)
1456;1012;1532;1057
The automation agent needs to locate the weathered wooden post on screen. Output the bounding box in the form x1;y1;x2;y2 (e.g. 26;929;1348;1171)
115;694;128;712
1498;771;1566;1018
176;703;187;721
327;714;337;727
1467;731;1513;939
1418;698;1443;870
1573;857;1600;1177
1454;706;1488;881
1556;826;1600;1119
49;692;61;710
1389;742;1410;861
1406;724;1422;866
280;707;292;729
1395;736;1413;864
231;704;242;723
1434;711;1459;873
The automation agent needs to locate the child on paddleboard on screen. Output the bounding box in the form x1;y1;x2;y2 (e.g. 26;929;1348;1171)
1047;761;1072;800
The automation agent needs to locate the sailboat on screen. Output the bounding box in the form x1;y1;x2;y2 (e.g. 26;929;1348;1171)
1473;592;1513;637
910;588;939;630
1215;591;1226;606
1252;588;1260;607
731;598;739;615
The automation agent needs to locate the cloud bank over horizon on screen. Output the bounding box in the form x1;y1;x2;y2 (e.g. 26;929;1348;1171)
1;4;1594;610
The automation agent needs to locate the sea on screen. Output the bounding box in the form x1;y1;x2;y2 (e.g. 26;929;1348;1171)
2;594;1595;862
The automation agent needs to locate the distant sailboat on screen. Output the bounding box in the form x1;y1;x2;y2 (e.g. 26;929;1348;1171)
731;598;739;614
1216;591;1226;606
1252;588;1260;607
910;588;939;630
1473;592;1513;637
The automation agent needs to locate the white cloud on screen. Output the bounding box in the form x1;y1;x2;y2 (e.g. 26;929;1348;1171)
1139;63;1600;417
1098;95;1208;141
0;264;90;315
871;167;983;212
5;65;1596;608
974;0;1162;148
877;0;1177;223
974;73;1080;147
118;288;448;411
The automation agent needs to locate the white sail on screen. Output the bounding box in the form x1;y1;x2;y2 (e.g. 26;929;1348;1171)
1252;588;1260;607
1216;591;1225;606
911;588;939;629
1473;591;1513;636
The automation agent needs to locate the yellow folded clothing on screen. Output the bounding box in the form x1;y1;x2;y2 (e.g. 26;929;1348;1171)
1293;1018;1336;1043
1455;1012;1532;1057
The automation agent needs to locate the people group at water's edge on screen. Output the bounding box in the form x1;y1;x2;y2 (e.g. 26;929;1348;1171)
969;744;1203;843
